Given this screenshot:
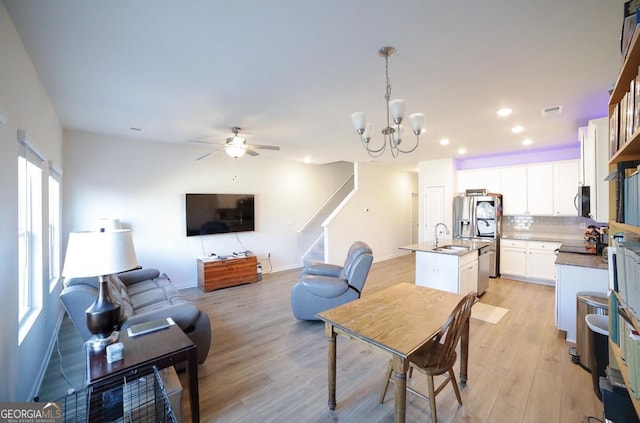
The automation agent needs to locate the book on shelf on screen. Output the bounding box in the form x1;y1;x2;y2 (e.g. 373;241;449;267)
622;1;640;61
628;327;640;399
625;170;639;226
611;103;620;158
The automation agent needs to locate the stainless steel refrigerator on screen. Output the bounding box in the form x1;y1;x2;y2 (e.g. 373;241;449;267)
453;192;502;279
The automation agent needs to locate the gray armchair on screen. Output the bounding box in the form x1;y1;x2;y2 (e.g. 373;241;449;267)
291;241;373;320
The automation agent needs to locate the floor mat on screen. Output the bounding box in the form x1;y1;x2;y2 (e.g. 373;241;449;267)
471;302;509;324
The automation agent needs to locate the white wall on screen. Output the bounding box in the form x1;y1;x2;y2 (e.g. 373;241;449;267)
418;159;457;242
326;162;418;265
63;130;364;287
0;2;64;401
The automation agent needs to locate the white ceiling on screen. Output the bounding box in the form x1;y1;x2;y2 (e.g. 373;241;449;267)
3;0;625;170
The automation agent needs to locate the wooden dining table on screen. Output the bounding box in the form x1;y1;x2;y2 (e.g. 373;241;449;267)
316;282;469;423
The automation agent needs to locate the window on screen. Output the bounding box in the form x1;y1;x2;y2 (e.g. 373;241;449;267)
48;166;62;291
17;130;44;341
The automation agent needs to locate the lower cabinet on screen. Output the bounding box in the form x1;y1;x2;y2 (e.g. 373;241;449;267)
459;257;479;295
415;251;478;294
555;263;609;343
500;239;560;285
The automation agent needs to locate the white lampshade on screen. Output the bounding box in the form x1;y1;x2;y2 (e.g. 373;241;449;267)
225;145;246;158
362;123;374;141
409;113;426;135
62;229;138;278
389;99;405;124
351;112;367;133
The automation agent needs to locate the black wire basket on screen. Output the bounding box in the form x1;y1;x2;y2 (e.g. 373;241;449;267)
58;366;177;423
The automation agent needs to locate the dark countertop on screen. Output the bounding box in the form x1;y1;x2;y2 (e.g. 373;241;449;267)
555;251;608;270
399;239;493;256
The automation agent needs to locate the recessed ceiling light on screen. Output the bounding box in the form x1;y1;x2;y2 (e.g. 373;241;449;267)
497;108;512;117
511;125;524;133
522;138;533;146
457;148;467;155
304;156;312;164
439;138;450;146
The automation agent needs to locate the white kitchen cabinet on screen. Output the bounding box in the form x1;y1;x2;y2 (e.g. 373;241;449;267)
459;256;479;295
500;239;527;277
579;117;609;222
500;239;560;285
553;160;580;216
457;168;501;194
526;164;554;215
500;167;528;215
415;250;478;294
555;263;609;343
527;241;559;281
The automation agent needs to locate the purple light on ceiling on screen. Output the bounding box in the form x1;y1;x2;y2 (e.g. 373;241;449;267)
455;143;580;170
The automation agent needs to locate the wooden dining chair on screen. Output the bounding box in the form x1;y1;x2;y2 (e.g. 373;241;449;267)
379;291;476;422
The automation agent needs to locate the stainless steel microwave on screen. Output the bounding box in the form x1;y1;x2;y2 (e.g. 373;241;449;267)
576;186;590;218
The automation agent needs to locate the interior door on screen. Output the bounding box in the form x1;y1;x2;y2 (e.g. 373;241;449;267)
410;192;419;244
424;186;445;241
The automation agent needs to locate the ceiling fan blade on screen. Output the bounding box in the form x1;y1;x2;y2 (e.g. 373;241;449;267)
246;149;259;157
188;139;225;145
195;151;216;161
250;144;280;150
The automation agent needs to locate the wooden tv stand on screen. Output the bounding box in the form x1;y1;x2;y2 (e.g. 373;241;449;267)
197;255;258;292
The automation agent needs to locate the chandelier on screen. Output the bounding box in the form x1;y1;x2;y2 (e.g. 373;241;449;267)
351;46;425;158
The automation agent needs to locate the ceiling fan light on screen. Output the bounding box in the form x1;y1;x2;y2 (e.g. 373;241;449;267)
389;99;405;124
229;136;246;145
409;113;425;135
351;112;367;134
225;145;246;158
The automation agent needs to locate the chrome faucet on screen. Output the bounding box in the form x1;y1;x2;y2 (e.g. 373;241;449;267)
434;223;450;248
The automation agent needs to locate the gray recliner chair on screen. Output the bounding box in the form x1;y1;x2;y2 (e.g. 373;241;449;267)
291;241;373;320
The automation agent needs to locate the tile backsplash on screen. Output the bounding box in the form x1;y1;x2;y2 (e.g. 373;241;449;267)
502;215;605;239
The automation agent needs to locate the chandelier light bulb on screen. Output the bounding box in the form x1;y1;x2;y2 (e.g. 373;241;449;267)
393;124;405;144
389;99;406;124
363;123;374;142
409;113;425;135
351;112;367;134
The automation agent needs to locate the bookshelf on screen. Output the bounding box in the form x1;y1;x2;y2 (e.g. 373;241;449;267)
608;24;640;418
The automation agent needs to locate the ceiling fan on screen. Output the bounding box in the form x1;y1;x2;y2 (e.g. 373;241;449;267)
190;126;280;160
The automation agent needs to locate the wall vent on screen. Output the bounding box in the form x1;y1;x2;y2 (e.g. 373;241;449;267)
542;105;563;116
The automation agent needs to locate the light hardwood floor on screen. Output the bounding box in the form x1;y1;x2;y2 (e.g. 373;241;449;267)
40;254;603;422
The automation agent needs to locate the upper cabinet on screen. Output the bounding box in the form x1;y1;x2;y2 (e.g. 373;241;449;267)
456;167;502;194
553;160;580;216
467;160;579;216
526;164;554;215
579;117;610;222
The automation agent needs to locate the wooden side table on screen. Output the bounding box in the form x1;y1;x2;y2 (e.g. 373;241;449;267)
86;325;199;422
197;255;258;291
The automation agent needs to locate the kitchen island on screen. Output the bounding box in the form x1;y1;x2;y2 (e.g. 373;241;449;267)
554;242;609;343
400;239;492;295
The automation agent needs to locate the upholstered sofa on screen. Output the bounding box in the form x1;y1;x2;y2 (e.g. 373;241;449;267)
60;268;211;364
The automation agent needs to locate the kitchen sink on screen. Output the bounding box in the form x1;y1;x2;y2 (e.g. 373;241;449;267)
433;245;471;252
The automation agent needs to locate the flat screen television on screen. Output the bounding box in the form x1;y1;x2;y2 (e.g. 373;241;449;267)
185;193;255;236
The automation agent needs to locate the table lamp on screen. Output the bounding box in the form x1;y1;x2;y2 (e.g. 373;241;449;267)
62;229;138;351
